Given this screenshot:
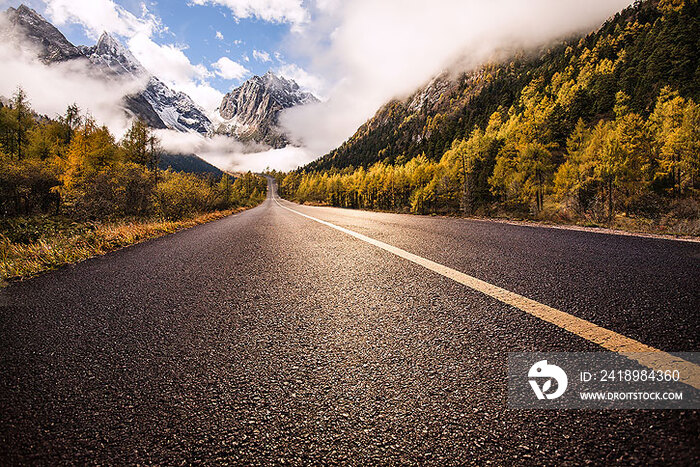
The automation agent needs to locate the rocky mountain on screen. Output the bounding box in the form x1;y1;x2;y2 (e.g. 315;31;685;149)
140;77;212;133
2;5;211;134
217;71;319;148
79;32;146;77
81;32;212;133
3;5;83;63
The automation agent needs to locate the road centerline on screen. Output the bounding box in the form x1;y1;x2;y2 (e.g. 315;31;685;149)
274;196;700;390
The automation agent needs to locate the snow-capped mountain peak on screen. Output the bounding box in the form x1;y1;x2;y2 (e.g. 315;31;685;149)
82;32;146;78
2;4;83;63
217;72;319;148
78;32;212;134
2;5;212;135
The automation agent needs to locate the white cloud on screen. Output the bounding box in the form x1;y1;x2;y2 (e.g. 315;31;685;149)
230;145;316;172
189;0;308;28
177;82;224;115
129;34;211;85
212;57;249;80
43;0;161;39
314;0;342;13
156;130;287;171
216;31;224;40
276;63;325;98
252;49;271;63
128;34;224;114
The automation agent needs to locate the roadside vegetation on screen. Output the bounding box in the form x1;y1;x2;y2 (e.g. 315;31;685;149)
273;86;699;235
0;91;266;283
277;0;699;236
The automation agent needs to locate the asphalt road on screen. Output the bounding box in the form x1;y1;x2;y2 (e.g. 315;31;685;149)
1;178;698;464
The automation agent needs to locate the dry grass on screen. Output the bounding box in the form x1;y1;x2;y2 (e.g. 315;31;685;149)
0;208;247;285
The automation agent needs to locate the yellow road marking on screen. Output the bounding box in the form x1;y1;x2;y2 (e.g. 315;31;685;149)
274;197;700;390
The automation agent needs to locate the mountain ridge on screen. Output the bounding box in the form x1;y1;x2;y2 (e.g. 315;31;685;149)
216;71;319;148
2;5;212;134
3;4;83;63
80;31;213;134
3;4;317;145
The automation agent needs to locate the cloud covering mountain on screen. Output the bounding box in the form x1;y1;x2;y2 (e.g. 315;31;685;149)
276;0;635;164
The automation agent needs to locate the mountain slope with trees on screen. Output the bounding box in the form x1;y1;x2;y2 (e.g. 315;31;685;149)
282;0;699;233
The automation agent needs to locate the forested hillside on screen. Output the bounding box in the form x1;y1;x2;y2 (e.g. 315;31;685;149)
159;153;223;178
283;0;699;233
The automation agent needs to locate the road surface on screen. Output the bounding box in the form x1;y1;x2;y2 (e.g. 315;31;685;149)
1;178;698;464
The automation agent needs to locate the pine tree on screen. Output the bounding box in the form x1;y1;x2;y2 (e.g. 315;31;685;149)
11;87;34;160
